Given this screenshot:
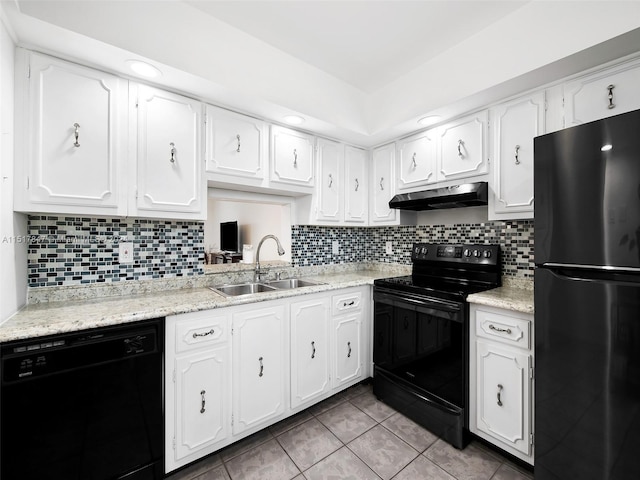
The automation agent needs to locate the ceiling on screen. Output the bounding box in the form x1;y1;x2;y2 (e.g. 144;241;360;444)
184;1;528;94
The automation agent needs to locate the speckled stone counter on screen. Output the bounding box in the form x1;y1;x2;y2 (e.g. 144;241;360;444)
467;278;534;315
0;266;408;343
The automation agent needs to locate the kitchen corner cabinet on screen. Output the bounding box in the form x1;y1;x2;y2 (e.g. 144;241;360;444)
270;125;315;193
489;92;544;220
469;304;534;464
205;105;267;185
396;130;437;191
130;84;206;220
438;110;489;181
231;304;288;435
344;146;368;224
165;310;231;472
14;50;128;215
564;57;640;127
315;138;343;222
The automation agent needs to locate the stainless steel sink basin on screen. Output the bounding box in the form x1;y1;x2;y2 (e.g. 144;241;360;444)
210;283;277;297
266;278;323;289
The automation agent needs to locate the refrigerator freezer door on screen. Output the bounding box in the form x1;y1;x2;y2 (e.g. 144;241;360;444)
534;108;640;269
535;268;640;480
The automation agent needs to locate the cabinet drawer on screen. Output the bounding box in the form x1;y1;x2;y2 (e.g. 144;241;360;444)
332;291;363;315
475;309;530;350
175;312;229;353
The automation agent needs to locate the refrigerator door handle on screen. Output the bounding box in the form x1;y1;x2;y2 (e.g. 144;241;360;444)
541;263;640;274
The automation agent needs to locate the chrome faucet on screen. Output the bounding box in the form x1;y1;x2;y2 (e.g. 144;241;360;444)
254;235;285;282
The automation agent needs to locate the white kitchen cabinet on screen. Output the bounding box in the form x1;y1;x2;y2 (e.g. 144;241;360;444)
231;304;287;435
438;110;489;182
315;138;343;222
489;93;544;220
332;288;366;389
14;51;128;215
204;105;267;185
344;146;368;224
564;57;640;127
130;84;206;220
470;304;534;464
290;296;331;409
369;143;397;224
396;130;437;191
165;310;231;472
270;125;315;193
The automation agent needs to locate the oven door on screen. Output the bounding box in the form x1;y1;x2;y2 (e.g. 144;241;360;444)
373;286;469;448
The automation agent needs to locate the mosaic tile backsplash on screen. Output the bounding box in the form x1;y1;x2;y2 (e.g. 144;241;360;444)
27;216;204;287
291;221;534;279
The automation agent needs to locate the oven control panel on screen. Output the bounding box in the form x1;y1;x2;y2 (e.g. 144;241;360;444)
411;243;499;265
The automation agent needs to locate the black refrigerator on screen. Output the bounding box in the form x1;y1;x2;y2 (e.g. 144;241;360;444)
534;108;640;479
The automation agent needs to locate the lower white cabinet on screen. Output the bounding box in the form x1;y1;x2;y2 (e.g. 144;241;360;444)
469;304;534;464
333;313;363;388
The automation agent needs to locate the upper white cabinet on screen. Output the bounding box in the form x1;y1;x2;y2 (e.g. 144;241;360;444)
315;138;343;222
369;143;397;225
14;51;128;215
270;125;315;193
344;146;368;224
564;57;640;127
205;105;267;185
438;110;489;181
489;92;545;220
130;84;206;220
396;130;437;191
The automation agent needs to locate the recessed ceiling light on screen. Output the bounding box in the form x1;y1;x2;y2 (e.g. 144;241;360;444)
283;115;305;125
601;144;613;152
126;60;162;78
418;115;441;126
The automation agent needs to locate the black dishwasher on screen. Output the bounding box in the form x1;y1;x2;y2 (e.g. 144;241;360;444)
1;318;164;480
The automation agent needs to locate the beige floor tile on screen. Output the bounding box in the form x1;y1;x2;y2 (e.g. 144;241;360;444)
424;439;501;480
276;418;343;471
303;446;381;480
350;392;396;422
491;463;534;480
219;428;274;462
381;413;438;453
316;401;377;443
392;455;456;480
224;438;300;480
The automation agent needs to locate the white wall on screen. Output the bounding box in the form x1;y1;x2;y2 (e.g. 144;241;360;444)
0;9;27;322
204;197;292;263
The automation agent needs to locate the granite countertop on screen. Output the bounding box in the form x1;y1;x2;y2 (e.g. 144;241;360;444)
0;269;396;343
467;278;534;315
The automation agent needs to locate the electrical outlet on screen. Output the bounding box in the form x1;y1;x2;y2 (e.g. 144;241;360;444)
332;240;339;255
119;241;134;264
385;241;393;255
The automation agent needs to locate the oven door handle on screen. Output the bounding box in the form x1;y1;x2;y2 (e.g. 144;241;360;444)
374;291;461;315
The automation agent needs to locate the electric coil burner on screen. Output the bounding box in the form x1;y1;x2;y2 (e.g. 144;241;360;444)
373;243;500;449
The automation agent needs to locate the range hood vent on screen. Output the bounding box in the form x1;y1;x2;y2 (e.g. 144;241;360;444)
388;182;488;211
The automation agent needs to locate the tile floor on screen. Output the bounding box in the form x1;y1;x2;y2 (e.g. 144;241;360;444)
166;383;534;480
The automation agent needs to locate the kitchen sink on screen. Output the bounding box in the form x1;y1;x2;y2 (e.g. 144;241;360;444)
210;278;324;297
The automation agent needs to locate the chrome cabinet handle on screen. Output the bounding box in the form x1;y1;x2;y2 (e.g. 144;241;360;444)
489;324;512;334
343;300;355;307
258;356;264;377
607;84;615;109
347;341;352;358
380;177;384;191
73;123;80;147
411;153;417;168
170;142;176;163
355;178;359;192
200;390;206;413
293;149;298;167
236;134;241;153
514;145;521;165
328;173;333;188
497;384;503;406
311;341;316;359
192;329;214;339
458;139;465;158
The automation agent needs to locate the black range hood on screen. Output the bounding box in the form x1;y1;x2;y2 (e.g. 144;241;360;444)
388;182;488;211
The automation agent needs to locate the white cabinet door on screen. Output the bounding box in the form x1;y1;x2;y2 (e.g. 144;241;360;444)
344;146;368;224
270;125;315;191
489;93;544;220
396;130;437;191
370;143;397;225
232;305;287;435
438;111;489;181
132;84;205;220
476;340;532;456
565;59;640;127
333;313;363;388
205;105;266;182
315;138;343;222
16;52;128;215
290;297;331;409
174;347;230;462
